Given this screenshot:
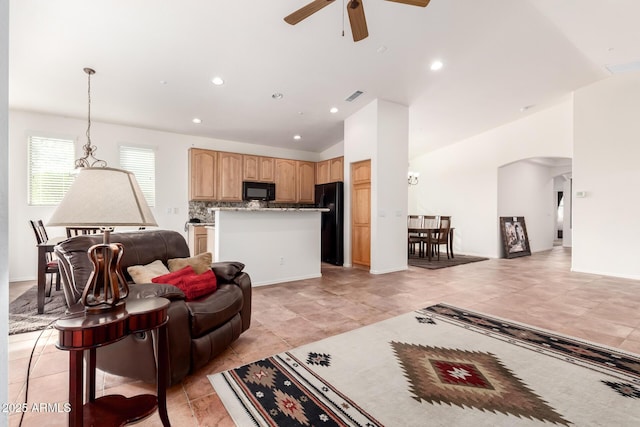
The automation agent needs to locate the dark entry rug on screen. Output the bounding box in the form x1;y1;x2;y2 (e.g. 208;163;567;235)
9;286;67;335
408;253;489;269
210;303;640;426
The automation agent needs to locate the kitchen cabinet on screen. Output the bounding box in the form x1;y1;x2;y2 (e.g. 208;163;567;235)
316;160;330;184
316;156;343;184
217;152;243;201
297;161;315;204
243;155;275;183
329;157;344;182
274;158;297;202
189;148;217;201
188;225;208;256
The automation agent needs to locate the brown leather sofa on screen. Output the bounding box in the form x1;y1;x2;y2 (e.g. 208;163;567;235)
55;229;252;385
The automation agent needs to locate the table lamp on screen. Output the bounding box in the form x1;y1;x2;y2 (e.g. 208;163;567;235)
49;167;157;312
48;67;157;313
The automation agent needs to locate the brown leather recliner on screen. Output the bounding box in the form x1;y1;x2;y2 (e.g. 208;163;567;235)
54;229;252;385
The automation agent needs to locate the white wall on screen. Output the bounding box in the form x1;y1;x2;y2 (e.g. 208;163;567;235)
372;101;409;274
1;0;9;420
498;160;556;255
344;100;378;268
214;210;322;286
319;140;344;160
343;99;408;274
573;72;640;279
8;110;323;281
409;100;573;258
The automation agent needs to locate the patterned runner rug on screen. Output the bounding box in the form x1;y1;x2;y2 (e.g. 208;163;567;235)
209;303;640;426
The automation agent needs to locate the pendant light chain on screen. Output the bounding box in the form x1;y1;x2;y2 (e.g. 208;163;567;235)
75;67;107;168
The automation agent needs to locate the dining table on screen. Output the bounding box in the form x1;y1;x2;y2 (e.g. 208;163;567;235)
37;236;66;314
408;227;455;261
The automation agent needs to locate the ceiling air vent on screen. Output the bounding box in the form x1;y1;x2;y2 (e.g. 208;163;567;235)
605;60;640;74
345;90;364;102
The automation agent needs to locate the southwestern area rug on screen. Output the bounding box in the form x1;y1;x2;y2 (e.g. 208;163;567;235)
210;303;640;426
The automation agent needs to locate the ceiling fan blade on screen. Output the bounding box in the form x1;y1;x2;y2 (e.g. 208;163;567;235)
385;0;430;7
347;0;368;42
284;0;336;25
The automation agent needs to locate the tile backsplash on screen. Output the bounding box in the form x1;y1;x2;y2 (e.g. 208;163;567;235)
188;201;315;224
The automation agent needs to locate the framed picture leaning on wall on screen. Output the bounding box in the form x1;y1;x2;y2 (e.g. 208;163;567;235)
499;216;531;258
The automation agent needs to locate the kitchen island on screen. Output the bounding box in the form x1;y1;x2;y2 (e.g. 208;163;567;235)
209;207;329;286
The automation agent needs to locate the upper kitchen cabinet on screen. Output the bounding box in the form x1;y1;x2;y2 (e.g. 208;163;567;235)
316;156;344;185
243;155;275;183
189;148;217;201
217;151;243;201
297;161;315;204
274;158;297;202
329;157;344;182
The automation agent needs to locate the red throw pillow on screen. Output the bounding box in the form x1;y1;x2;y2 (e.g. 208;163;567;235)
152;265;194;286
180;269;217;301
152;265;217;301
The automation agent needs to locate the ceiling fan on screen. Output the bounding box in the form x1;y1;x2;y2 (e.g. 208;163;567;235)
284;0;431;42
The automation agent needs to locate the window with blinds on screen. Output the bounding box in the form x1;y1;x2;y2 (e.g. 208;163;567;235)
28;136;75;206
119;145;156;207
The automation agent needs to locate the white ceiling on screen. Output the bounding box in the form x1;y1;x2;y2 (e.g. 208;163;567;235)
8;0;640;157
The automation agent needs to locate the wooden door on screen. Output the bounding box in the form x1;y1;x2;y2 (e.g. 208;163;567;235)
351;160;371;267
217;152;243;201
275;158;297;202
297;161;316;203
189;148;217;200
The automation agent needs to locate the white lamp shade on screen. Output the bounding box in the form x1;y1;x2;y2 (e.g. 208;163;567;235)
48;167;157;227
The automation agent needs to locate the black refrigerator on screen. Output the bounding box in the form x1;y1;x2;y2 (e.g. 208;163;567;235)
315;182;344;266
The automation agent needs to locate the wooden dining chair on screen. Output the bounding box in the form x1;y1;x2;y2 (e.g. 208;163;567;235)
431;216;452;260
66;226;103;238
30;219;60;294
407;215;423;256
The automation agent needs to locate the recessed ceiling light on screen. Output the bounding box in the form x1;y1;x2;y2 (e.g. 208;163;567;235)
430;60;443;71
293;135;302;140
520;105;535;112
272;93;284;100
211;77;224;86
192;118;202;124
330;107;339;114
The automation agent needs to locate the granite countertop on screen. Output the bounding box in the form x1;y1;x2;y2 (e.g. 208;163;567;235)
208;207;329;212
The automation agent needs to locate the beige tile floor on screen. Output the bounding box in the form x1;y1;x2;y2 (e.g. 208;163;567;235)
8;247;640;426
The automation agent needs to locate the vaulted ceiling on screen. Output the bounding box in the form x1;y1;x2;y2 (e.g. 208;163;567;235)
8;1;640;157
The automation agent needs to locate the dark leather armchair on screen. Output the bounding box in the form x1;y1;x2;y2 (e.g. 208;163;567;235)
55;229;252;385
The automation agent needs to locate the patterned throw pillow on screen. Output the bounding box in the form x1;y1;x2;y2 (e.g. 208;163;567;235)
167;252;212;275
127;259;170;284
152;265;217;301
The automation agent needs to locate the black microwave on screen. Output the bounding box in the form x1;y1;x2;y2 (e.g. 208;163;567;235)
243;181;276;201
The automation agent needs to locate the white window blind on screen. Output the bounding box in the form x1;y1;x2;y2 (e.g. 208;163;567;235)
119;145;156;207
28;136;75;206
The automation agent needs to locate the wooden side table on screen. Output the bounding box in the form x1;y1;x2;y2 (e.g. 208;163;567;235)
55;298;171;427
